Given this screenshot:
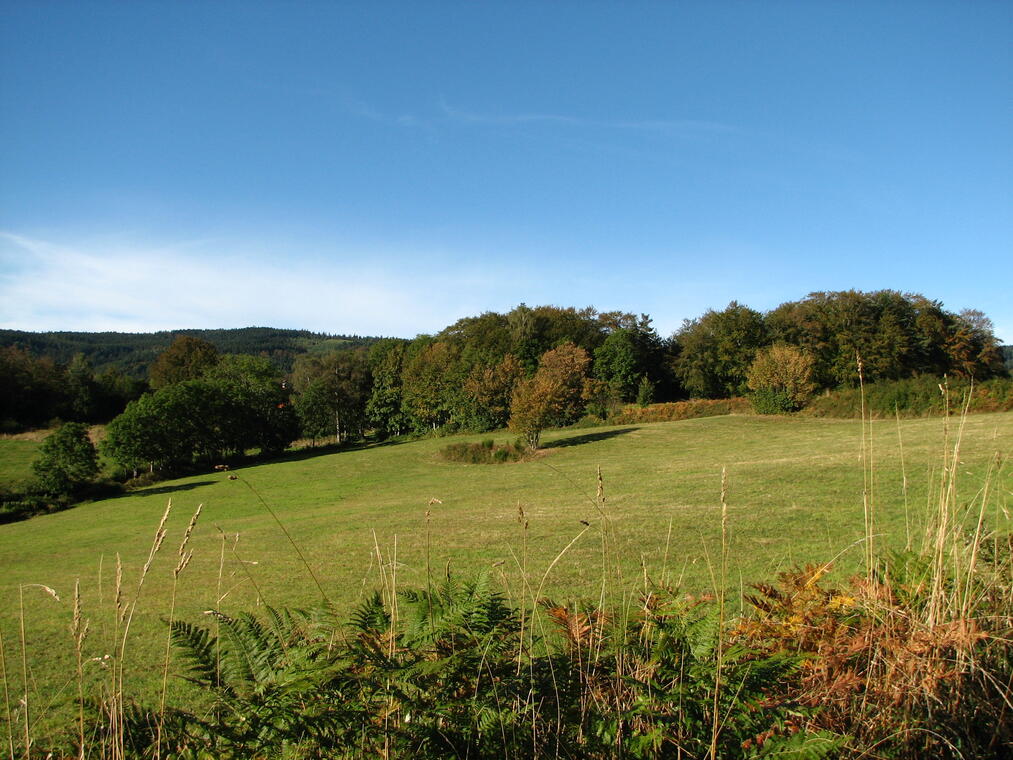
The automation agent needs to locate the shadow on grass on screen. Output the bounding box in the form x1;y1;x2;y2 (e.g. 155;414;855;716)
134;480;218;497
542;427;640;449
202;437;408;475
271;436;407;464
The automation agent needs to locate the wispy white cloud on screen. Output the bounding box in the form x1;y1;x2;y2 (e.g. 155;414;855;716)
336;93;736;138
0;231;812;342
0;232;514;336
437;98;737;135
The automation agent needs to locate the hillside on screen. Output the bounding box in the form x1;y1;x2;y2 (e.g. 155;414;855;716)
0;326;382;376
2;411;1009;730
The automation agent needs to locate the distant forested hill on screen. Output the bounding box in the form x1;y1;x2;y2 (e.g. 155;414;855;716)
0;327;380;376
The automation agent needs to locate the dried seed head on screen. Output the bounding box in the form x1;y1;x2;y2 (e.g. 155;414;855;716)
178;504;203;557
70;578;89;646
142;500;173;577
25;584;60;602
174;550;193;579
114;553;124;618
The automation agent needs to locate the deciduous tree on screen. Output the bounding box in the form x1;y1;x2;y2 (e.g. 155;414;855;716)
149;335;220;389
463;353;524;430
402;340;460;432
509;343;591;448
292;349;371;443
673;302;768;398
31;422;99;496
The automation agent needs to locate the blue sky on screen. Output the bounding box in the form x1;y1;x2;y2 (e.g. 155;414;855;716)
1;1;1010;341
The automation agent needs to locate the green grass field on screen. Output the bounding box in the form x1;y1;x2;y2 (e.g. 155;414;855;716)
0;437;41;491
1;411;1010;744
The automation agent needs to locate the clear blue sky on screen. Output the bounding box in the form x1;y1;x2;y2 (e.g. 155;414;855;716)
2;1;1010;341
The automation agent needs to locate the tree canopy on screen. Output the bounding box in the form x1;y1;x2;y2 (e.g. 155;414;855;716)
31;422;99;496
509;343;591;449
149;335;221;388
5;292;1007;468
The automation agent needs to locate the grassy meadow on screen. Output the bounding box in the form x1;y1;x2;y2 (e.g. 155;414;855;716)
0;434;42;492
1;410;1011;749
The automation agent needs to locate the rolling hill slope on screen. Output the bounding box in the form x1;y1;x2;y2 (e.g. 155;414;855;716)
2;411;1010;723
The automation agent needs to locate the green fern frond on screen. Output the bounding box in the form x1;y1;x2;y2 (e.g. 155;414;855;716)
170;618;219;685
755;729;849;759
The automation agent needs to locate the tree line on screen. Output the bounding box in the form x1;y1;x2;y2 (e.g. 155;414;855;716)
0;346;147;432
6;290;1008;487
97;292;1004;473
0;326;375;379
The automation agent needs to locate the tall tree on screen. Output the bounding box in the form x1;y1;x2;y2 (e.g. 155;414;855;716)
401;340;461;432
673;302;769;398
463;353;524;430
366;339;410;437
593;329;640;401
766;291;1007;386
65;353;100;421
205;355;299;454
509;343;591;449
149;335;220;389
945;309;1006;379
0;346;64;430
104;369;298;475
292;349;372;443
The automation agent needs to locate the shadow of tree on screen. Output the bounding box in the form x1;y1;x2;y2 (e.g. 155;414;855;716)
273;437;406;464
134;480;218;497
542;427;640;449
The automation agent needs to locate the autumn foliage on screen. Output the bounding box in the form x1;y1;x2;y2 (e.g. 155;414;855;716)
509;342;591;448
746;343;817;413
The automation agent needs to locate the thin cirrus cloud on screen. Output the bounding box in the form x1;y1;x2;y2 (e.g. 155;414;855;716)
339;94;737;137
436;98;737;135
0;232;504;337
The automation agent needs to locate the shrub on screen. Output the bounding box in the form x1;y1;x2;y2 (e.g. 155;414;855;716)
736;550;1013;759
747;343;816;414
30;422;99;496
750;388;797;415
0;491;64;523
609;397;750;424
803;375;1013;418
150;573;836;760
439;439;529;464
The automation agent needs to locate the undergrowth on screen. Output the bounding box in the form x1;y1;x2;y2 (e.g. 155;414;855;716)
609;398;750;425
440;438;530;464
803;375;1013;419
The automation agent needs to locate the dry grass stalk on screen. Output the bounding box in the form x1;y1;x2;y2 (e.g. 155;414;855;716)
70;579;89;760
858;353;875;580
895;403;911;550
709;466;729;760
157;503;203;760
111;500;173;760
232;475;331;605
0;626;13;760
17;584;61;760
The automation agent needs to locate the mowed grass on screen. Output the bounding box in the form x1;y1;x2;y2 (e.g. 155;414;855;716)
1;411;1011;742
